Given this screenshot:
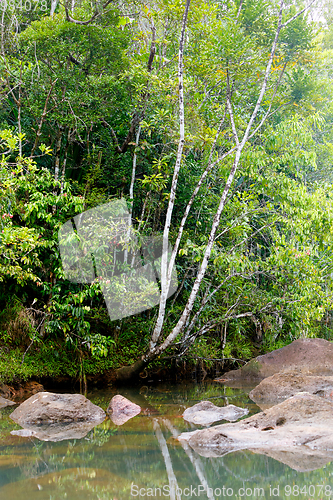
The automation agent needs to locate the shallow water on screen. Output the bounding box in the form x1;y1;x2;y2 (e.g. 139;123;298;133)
0;381;333;500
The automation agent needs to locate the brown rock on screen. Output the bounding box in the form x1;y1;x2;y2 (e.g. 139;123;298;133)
249;371;333;405
8;381;44;401
216;338;333;381
107;395;141;425
0;383;14;399
10;392;106;425
183;401;248;426
22;380;44;395
178;393;333;471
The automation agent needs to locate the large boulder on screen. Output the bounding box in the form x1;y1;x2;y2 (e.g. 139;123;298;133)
178;392;333;471
216;338;333;381
183;401;248;426
10;392;106;425
249;371;333;405
107;395;141;425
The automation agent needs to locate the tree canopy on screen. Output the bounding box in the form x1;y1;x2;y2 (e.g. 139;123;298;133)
1;0;333;383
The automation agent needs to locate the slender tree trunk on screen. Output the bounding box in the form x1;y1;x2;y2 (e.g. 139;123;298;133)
60;133;70;194
1;10;5;56
114;0;317;382
50;0;58;15
18;65;22;157
54;128;62;182
150;0;191;350
30;79;57;158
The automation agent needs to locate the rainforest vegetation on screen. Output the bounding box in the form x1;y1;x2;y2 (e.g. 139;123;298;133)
0;0;333;384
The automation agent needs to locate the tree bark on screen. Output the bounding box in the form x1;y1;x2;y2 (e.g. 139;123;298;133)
114;358;146;383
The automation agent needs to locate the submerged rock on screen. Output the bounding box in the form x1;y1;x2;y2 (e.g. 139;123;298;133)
10;420;102;442
183;401;248;426
178;393;333;471
107;395;141;425
0;396;16;408
10;392;106;425
249;371;333;405
216;338;333;381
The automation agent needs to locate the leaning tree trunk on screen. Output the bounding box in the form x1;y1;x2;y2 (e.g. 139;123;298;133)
114;358;147;383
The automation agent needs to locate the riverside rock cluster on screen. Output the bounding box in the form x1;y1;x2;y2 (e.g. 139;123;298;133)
5;338;333;472
178;338;333;471
9;392;142;441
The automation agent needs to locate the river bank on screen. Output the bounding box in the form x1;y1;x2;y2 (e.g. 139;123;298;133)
0;342;242;399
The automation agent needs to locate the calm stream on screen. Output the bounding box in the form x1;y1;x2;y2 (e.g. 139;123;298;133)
0;381;332;499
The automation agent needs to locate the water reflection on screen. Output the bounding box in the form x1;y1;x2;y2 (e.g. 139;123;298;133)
10;420;102;442
0;382;332;499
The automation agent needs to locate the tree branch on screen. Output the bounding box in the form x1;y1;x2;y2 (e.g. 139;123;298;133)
282;0;317;27
63;0;114;25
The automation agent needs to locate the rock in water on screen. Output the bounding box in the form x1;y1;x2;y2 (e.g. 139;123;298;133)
216;338;333;381
249;371;333;405
10;392;106;425
183;401;248;426
178;392;333;471
0;396;16;408
108;395;141;425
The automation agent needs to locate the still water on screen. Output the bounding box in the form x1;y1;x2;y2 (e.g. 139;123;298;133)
0;381;332;500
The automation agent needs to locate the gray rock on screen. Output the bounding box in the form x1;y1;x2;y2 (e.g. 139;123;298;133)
107;395;141;425
10;392;106;425
249;371;333;405
183;401;248;426
178;393;333;471
10;420;102;441
216;338;333;381
0;396;16;408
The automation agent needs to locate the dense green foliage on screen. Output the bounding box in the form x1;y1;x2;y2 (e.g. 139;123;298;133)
1;0;333;383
